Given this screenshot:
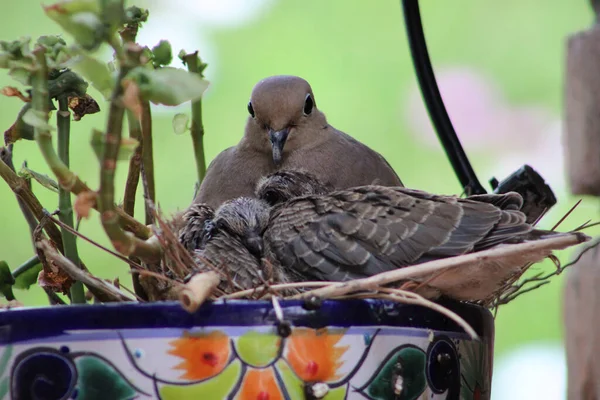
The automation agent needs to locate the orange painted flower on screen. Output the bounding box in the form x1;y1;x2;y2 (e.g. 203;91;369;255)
237;368;283;400
285;327;348;382
168;330;231;380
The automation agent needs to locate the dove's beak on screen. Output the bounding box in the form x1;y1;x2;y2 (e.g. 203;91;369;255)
268;128;289;165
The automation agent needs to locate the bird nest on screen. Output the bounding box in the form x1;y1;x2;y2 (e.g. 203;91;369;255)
34;200;593;341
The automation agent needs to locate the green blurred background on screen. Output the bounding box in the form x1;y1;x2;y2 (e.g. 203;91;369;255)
0;0;596;397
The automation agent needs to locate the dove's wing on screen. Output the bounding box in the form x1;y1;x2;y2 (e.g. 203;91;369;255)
265;186;531;281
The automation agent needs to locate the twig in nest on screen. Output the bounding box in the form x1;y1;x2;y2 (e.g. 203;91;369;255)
37;239;135;302
179;271;220;313
551;199;581;231
289;234;588;301
149;204;193;278
218;282;330;300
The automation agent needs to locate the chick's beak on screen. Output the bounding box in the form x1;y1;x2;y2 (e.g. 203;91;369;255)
268;127;290;165
242;233;264;259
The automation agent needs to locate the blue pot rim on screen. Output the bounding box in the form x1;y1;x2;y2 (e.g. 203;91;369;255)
0;298;492;344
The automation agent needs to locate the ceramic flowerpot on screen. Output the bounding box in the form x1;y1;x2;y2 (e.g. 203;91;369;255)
0;298;493;400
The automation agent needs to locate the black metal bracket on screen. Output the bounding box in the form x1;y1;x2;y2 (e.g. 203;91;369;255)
401;0;557;222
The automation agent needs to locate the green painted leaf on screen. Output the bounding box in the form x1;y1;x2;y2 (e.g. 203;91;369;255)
152;40;172;67
125;66;209;106
0;377;8;399
0;345;13;376
358;345;426;400
70;52;114;99
18;166;59;193
75;355;137;400
236;330;280;367
172;113;189;135
160;359;242;400
21;108;54;132
90;129;140;162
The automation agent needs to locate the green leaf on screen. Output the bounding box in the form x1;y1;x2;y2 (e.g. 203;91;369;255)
13;263;42;290
124;6;149;24
90;129;139;161
152;40;172;67
21;108;55;132
18;166;59;193
70;51;114;99
48;70;89;99
172;113;189;135
4;103;35;144
125;66;209;106
98;0;126;33
44;2;106;52
8;67;30;86
0;262;15;301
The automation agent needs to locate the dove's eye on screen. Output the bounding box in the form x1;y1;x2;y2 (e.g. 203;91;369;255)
247;101;255;118
263;190;283;206
303;94;313;116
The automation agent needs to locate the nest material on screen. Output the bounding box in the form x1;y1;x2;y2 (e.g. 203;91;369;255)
42;202;591;340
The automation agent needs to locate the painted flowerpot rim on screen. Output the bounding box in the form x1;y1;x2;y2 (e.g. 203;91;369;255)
0;298;491;344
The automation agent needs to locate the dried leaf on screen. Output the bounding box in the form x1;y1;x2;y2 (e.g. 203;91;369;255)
121;79;142;119
18;165;59;193
68;94;100;121
74;190;97;219
1;87;29;102
21;107;54;132
124;66;209;106
172;113;189;135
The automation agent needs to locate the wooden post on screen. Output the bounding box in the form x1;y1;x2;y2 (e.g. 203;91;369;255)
563;2;600;398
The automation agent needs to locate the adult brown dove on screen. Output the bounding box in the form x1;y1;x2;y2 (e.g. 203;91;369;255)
194;75;403;209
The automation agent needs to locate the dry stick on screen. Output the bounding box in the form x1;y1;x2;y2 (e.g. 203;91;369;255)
123;109;146;300
37;239;134;302
289;234;588;301
97;61;161;262
0;154;64;252
140;101;155;225
29;49;150;240
219;281;332;300
179;271;220;313
551;199;582;231
0;146;37;246
123;110;142;217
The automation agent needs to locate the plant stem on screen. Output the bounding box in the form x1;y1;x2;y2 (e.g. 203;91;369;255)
30;47;151;240
140;101;155;225
123;110;142;217
57;96;85;304
182;52;206;184
12;254;40;279
98;65;161;261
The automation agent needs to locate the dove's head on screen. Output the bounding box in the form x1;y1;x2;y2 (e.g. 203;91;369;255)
256;169;333;206
245;75;327;165
209;197;270;258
